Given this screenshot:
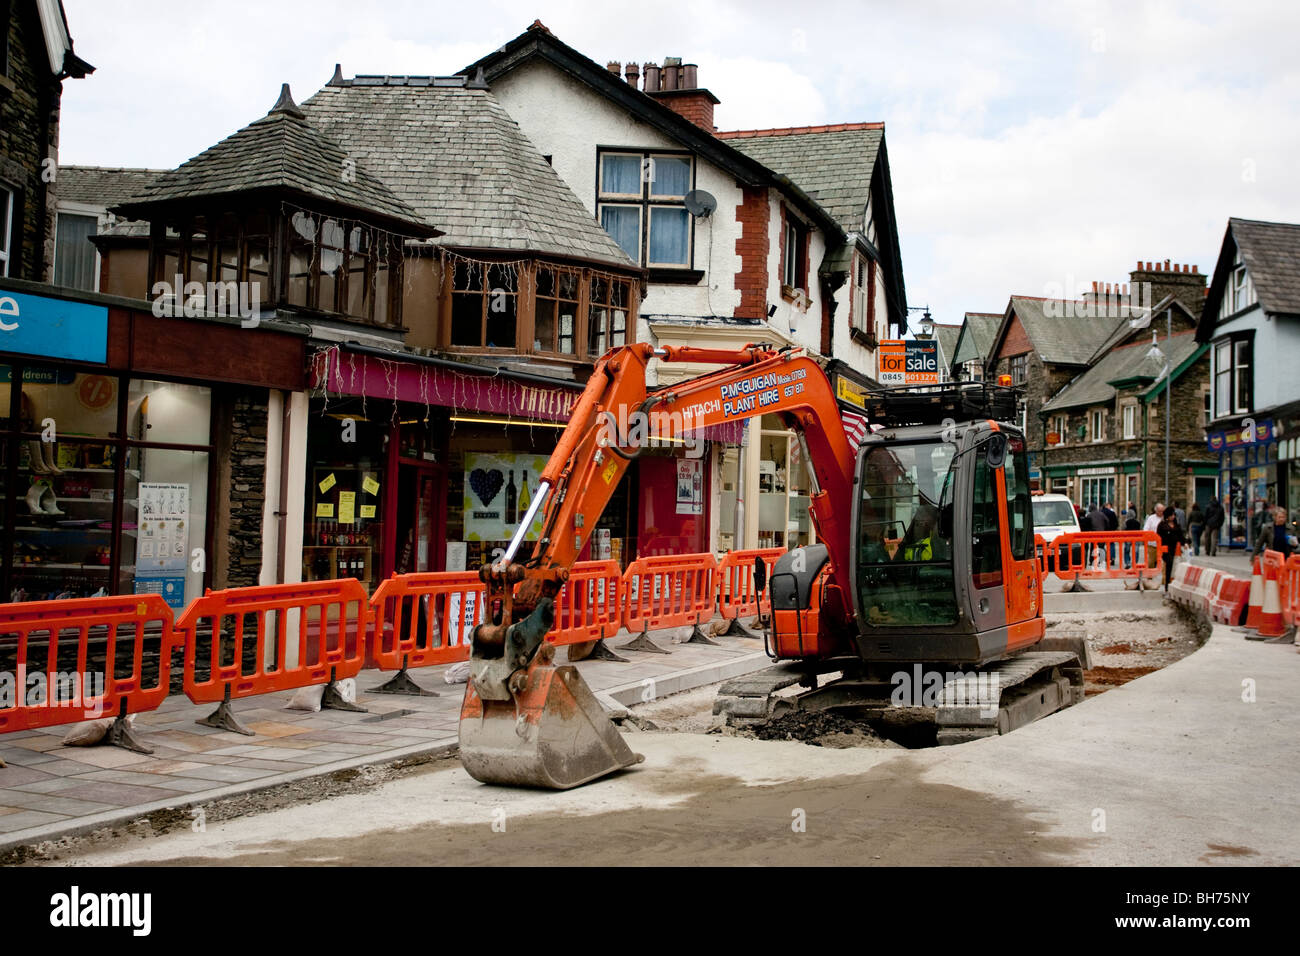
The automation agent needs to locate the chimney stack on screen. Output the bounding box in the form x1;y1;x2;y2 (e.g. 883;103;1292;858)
641;56;719;132
606;60;621;76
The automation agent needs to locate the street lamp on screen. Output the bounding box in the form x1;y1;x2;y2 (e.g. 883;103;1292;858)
1145;329;1172;507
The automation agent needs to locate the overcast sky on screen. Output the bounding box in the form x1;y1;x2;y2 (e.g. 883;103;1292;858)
58;0;1299;330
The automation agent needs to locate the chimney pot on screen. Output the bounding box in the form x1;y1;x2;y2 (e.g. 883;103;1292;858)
1192;264;1199;274
682;63;698;88
662;62;679;91
643;62;660;92
607;60;621;75
1146;261;1153;270
625;61;640;86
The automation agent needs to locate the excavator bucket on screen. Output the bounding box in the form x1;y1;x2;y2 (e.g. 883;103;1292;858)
458;654;644;789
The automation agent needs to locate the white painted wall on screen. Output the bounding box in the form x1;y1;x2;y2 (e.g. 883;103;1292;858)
490;59;745;346
1211;304;1300;415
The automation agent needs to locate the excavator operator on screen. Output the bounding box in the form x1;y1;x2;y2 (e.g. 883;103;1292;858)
897;503;942;562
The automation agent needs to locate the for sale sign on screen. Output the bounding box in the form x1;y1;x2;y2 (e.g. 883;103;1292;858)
877;340;939;385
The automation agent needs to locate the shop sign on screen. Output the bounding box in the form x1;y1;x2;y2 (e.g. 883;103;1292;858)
0;364;78;384
1075;466;1116;477
1207;418;1272;452
0;290;109;364
463;452;549;542
835;376;869;410
877;340;939;386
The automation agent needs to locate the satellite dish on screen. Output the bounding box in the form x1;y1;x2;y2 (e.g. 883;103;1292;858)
684;189;717;219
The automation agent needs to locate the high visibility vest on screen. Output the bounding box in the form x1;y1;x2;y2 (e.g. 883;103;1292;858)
904;537;933;561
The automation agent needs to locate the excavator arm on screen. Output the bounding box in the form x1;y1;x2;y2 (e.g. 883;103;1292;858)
459;343;862;789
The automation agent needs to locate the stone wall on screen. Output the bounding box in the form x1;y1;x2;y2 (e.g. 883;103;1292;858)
213;388;270;589
0;3;60;281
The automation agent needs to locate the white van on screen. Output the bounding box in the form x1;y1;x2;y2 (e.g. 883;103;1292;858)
1032;493;1082;571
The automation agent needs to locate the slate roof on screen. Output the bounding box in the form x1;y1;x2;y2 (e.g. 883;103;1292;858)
1006;296;1124;365
299;78;636;268
718;124;883;236
59;167;165;208
1042;330;1203;412
115;86;435;235
953;312;1001;365
1232;218;1300;316
932;323;961;373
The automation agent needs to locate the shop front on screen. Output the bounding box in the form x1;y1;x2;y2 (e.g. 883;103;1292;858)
306;347;635;580
1208;418;1278;549
0;280;307;607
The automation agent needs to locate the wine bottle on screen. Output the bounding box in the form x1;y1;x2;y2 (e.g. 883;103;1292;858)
505;469;518;525
519;470;531;514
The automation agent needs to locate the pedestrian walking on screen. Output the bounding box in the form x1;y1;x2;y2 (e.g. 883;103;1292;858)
1103;501;1119;566
1203;496;1224;556
1188;502;1204;556
1157;510;1186;593
1123;505;1140;567
1143;503;1164;570
1253;506;1295;558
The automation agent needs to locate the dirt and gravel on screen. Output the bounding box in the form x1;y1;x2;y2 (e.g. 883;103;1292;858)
623;602;1204;746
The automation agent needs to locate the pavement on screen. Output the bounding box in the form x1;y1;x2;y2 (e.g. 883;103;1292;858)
51;609;1300;867
0;619;769;853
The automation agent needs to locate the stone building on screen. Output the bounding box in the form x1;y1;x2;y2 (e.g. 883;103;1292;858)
0;0;92;281
987;260;1209;493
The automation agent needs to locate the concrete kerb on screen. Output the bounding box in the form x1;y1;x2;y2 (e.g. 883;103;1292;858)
599;651;772;709
0;738;460;856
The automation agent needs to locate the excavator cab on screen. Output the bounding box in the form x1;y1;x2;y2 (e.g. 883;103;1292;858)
847;397;1043;666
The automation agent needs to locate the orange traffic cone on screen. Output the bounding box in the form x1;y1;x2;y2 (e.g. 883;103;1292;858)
1237;556;1264;635
1257;559;1286;639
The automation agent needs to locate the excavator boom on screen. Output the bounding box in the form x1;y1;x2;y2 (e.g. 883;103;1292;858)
459;343;861;788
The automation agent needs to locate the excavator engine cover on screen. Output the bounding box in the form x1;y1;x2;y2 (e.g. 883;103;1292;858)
459;651;643;789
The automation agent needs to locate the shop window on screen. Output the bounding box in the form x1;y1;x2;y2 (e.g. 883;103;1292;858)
534;266;579;355
586;276;629;358
597;150;693;268
2;369;213;609
303;403;388;590
54;213;99;292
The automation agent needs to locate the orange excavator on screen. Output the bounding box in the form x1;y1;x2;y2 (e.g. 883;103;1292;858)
459;343;1088;788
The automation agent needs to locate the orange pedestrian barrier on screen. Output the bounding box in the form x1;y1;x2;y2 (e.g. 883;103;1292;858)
175;579;370;734
620;552;718;653
716;547;785;632
549;560;624;647
1282;555;1300;633
367;571;484;695
1240;556;1264;633
1047;531;1163;590
1257;550;1288;639
0;594;173;753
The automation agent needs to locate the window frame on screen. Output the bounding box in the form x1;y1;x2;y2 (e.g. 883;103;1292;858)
532;265;581;357
1121;403;1137;440
450;260;520;351
1212;333;1253;418
53;209;102;292
596;148;695;270
1090;409;1105;443
1009;353;1028;385
0;184;12;277
783;214;809;293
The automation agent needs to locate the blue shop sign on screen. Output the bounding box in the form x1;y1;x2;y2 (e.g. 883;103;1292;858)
0;289;108;363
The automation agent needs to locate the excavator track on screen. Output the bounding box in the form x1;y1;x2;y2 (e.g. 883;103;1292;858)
715;643;1089;745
